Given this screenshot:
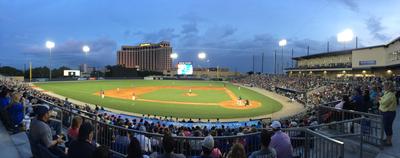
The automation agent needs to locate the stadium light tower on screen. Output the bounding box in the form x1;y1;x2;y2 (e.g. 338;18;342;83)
82;45;90;56
170;52;178;59
198;52;207;60
337;29;354;49
170;52;178;67
279;39;287;74
46;41;55;80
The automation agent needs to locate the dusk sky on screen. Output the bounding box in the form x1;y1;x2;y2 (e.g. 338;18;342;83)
1;0;399;72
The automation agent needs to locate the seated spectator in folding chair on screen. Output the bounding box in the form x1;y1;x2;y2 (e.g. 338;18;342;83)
269;121;293;158
249;129;276;158
66;116;82;147
68;122;96;158
0;89;12;129
151;133;185;158
29;104;67;158
127;137;150;158
6;93;24;132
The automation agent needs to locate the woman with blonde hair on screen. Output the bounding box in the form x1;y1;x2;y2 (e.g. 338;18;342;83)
379;81;397;146
6;93;24;132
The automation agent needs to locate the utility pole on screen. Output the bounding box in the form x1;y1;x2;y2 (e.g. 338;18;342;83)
252;55;255;73
355;36;358;48
274;50;277;74
291;48;294;68
307;46;310;56
327;41;330;52
261;53;264;74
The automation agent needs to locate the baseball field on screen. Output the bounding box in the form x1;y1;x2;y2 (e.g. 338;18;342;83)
33;80;282;119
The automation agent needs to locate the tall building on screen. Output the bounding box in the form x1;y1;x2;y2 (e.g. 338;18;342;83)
117;41;172;72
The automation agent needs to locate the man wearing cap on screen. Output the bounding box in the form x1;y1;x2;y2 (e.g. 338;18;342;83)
269;121;293;158
68;122;96;158
29;104;67;157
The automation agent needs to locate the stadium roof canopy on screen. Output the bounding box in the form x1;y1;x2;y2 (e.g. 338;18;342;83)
293;36;400;60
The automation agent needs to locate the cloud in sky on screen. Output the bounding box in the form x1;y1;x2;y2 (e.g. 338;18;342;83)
365;16;390;41
23;38;117;68
336;0;360;12
1;0;400;72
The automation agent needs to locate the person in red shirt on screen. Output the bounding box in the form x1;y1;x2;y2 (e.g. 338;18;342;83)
68;116;83;140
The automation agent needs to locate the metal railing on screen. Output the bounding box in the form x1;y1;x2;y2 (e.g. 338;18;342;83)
283;128;344;158
316;105;384;148
40;98;345;158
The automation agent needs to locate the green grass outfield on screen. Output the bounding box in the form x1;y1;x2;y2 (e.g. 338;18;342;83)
34;80;282;119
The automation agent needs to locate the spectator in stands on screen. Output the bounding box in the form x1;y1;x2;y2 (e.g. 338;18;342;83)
135;126;152;153
29;104;67;158
127;137;149;158
113;129;131;154
351;88;365;112
0;89;12;129
68;122;96;158
7;92;24;131
335;95;351;110
153;133;185;158
68;116;83;140
379;81;397;146
249;129;277;158
361;89;372;113
93;146;110;158
198;135;214;158
269;121;293;158
226;143;246;158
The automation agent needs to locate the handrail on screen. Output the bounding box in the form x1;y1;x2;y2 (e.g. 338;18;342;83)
33;95;347;157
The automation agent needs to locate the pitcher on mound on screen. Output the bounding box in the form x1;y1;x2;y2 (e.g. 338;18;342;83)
132;92;136;101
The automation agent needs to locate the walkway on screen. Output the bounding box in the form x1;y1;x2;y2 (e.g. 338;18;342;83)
375;105;400;158
0;122;21;158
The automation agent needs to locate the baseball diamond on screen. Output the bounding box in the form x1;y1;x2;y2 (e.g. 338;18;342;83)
33;80;282;119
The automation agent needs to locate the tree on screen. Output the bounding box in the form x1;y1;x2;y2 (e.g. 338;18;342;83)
0;66;24;76
246;71;254;75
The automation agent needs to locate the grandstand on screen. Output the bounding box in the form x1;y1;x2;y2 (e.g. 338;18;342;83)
288;37;400;78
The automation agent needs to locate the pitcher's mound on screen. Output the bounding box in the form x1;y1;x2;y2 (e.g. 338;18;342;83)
219;100;261;109
184;93;198;97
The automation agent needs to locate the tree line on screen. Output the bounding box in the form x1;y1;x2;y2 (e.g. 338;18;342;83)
0;65;163;78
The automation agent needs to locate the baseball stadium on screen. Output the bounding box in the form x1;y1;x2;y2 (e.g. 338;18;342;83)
1;1;400;158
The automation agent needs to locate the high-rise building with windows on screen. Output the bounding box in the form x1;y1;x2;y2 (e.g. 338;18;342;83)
117;41;172;71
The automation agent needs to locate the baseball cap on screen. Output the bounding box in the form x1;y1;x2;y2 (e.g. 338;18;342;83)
290;121;298;127
202;135;214;150
33;104;51;116
270;121;281;129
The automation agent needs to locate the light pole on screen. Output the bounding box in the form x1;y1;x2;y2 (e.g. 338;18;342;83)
198;52;207;77
337;29;354;49
82;45;90;56
82;45;90;74
170;53;178;75
170;52;178;64
46;41;55;80
279;39;287;74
